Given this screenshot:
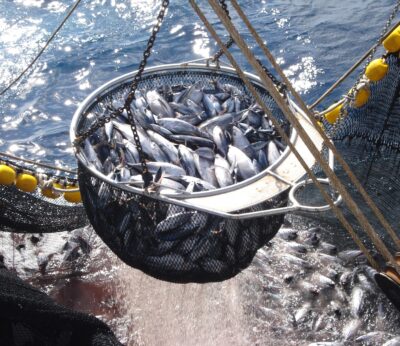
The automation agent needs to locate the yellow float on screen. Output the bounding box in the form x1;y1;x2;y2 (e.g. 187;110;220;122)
41;182;63;199
365;58;388;82
15;173;38;193
324;103;342;124
383;26;400;53
0;164;16;185
354;87;370;108
64;185;82;203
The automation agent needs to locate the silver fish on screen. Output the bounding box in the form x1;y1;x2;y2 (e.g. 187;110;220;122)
157;118;207;138
178;145;196;177
170;134;214;148
155;212;195;233
215;154;233;188
383;336;400;346
342;319;362;341
129;162;185;176
147;130;179;164
355;331;389;345
146;90;174;118
194;152;218;187
267;140;281;165
83;139;102;171
212;126;229;157
350;286;365;318
294;303;311;324
227;145;258;181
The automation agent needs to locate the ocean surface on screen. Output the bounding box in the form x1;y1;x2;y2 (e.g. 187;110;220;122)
1;1;400;346
0;0;396;169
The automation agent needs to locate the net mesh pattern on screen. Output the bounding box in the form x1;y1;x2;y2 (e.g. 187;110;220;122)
0;184;88;233
76;67;289;282
79;160;286;283
295;53;400;258
0;265;122;346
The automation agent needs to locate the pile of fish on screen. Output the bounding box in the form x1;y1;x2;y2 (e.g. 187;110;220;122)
82;80;288;193
241;222;400;346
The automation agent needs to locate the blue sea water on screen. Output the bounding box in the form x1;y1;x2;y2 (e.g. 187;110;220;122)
0;0;397;170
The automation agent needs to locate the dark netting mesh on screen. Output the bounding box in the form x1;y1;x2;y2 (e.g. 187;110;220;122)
0;264;122;346
0;183;88;233
79;162;286;283
75;66;289;282
294;52;400;257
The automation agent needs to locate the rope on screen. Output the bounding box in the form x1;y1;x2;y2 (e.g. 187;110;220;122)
0;151;77;175
309;20;400;110
189;0;380;271
0;0;82;97
229;0;400;251
208;0;399;271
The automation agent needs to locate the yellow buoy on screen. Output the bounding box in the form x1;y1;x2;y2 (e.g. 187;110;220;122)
0;164;16;185
41;182;62;199
325;104;342;124
383;27;400;53
15;173;38;193
64;185;82;203
365;58;388;82
354;87;370;108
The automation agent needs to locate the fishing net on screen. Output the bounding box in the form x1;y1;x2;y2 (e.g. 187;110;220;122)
74;66;290;282
0;155;88;234
0;264;122;346
0;183;87;234
295;52;400;257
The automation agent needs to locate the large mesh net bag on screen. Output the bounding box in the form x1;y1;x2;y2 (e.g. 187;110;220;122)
294;52;400;255
73;65;290;282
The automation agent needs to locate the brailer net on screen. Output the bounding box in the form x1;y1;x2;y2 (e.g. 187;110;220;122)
296;52;400;258
76;68;289;283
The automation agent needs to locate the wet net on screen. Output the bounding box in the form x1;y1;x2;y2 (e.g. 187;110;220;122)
0;183;87;234
0;157;88;234
0;264;122;346
74;67;290;282
295;52;400;257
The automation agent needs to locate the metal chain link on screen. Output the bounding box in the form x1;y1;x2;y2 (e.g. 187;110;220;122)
332;0;400;135
211;0;234;62
124;0;169;187
211;0;285;93
76;0;170;188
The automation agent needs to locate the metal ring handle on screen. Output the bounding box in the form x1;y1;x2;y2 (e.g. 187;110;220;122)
289;178;342;212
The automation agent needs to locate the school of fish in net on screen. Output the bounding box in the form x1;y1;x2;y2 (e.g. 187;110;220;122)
82;80;288;193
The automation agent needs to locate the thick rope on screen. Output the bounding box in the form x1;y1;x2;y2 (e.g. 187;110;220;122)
0;151;77;175
0;0;82;96
207;0;400;271
189;0;380;271
229;0;400;251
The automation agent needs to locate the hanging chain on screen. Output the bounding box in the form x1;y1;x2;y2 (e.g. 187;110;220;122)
332;0;400;134
76;0;169;188
124;0;169;188
210;0;286;93
211;0;234;62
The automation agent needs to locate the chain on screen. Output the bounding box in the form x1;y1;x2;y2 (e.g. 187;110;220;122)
258;59;287;94
332;0;400;135
76;0;169;188
211;0;234;62
124;0;169;188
